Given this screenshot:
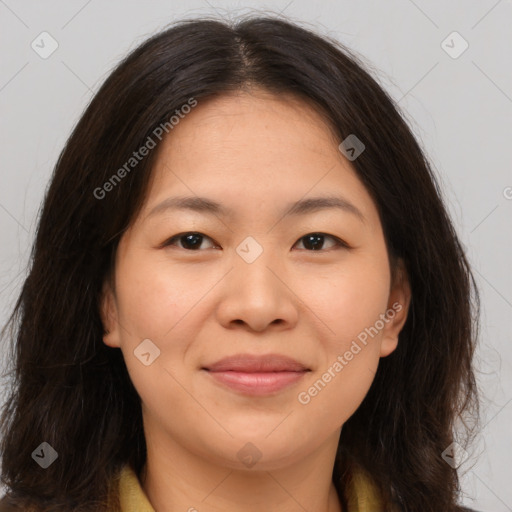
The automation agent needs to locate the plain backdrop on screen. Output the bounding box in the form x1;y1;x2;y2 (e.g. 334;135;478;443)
0;1;511;510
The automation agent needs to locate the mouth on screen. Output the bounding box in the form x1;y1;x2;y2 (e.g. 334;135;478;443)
201;353;311;396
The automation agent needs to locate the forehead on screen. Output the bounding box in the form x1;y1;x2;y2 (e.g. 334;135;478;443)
165;89;339;152
151;91;350;182
135;89;378;229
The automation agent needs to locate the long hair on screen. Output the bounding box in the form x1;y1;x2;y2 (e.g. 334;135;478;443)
0;15;480;511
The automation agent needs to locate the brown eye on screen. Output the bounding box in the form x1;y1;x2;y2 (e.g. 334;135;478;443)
162;231;349;252
163;232;217;251
294;233;349;251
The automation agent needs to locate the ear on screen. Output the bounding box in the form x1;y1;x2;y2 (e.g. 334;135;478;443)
99;279;121;348
380;259;411;357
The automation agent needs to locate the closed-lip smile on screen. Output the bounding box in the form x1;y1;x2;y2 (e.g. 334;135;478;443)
202;353;310;396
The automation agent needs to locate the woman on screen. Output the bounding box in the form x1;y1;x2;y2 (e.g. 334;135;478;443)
0;15;481;512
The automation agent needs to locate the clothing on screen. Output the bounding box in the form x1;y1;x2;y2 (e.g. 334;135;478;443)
0;468;482;511
114;466;481;511
117;463;383;511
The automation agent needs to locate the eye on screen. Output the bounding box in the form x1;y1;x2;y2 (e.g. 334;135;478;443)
162;231;349;252
293;233;349;251
162;232;218;251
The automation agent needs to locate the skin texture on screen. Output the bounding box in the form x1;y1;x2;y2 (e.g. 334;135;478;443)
101;88;411;512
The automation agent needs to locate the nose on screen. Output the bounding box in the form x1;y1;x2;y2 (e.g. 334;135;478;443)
215;246;299;333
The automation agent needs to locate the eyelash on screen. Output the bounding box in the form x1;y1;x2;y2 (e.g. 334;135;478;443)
161;232;350;252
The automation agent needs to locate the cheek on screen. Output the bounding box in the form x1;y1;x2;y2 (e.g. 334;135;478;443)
114;254;217;398
304;255;391;347
115;257;195;420
114;253;202;340
295;255;390;430
298;353;377;439
297;285;387;433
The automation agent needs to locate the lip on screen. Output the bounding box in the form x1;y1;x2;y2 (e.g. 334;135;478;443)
202;354;310;396
203;353;309;372
205;370;308;395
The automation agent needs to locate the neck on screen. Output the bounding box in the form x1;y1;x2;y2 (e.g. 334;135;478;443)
140;419;343;512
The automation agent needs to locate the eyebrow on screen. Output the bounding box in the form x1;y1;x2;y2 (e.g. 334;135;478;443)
146;195;365;223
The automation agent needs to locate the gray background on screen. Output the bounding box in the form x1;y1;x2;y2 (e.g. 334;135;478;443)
0;1;511;510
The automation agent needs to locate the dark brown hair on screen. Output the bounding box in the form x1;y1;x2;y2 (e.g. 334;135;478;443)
0;14;480;512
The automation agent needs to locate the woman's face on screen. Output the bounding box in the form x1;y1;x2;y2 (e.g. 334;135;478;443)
101;89;410;471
